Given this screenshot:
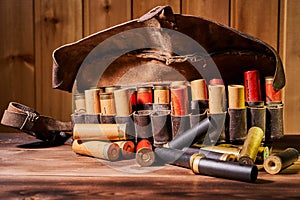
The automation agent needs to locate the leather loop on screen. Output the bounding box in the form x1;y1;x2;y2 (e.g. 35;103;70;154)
20;110;39;131
1;102;72;144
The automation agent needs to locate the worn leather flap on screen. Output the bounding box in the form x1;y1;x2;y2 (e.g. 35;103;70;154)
52;5;285;93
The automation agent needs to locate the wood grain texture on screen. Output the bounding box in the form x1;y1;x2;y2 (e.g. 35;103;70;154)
181;0;230;25
0;132;299;199
34;0;83;121
231;0;279;49
84;0;132;36
0;0;35;132
280;0;300;133
0;0;299;134
132;0;180;19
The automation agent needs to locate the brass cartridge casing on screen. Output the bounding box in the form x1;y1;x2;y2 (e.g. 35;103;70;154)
136;139;155;167
264;148;299;175
200;146;241;157
239;127;264;165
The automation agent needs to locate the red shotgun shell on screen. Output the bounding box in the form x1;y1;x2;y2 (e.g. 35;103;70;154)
137;87;153;104
170;85;189;116
244;70;262;103
265;76;281;103
135;139;155;167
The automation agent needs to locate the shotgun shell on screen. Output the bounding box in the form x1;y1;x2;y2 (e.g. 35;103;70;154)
114;88;131;116
153;85;170;104
264;148;299;175
73;124;127;141
247;106;266;135
190;79;208;101
105;86;119;93
134;110;153;140
129;89;137;109
265;76;282;103
244;70;262;103
137;87;153;105
115;140;135;159
136;139;155;167
200;145;241;157
239;127;264;165
165;117;211;149
150;110;172;146
191;154;258;182
170;114;191;138
154;147;199;169
265;104;284;142
85;88;101;114
115;114;135;140
74;93;86;112
100;93;116;115
72;140;120;161
228;108;247;143
170;85;189;116
170;80;187;86
228;85;245;109
208;84;225;114
182;147;236;161
255;146;270;164
209;78;224;85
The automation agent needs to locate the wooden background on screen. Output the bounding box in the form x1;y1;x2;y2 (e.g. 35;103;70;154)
0;0;299;134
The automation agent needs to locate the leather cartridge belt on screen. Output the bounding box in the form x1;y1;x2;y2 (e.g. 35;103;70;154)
1;102;72;145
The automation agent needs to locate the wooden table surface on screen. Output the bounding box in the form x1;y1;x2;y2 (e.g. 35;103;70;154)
0;132;299;200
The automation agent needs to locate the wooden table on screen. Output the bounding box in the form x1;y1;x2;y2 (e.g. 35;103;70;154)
0;132;299;199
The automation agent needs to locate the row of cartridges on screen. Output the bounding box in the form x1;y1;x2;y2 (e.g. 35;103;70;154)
71;70;298;182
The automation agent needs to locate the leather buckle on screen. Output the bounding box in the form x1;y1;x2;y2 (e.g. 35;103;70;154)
20;111;39;131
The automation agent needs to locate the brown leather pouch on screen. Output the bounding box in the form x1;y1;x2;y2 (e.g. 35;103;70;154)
52;5;285;95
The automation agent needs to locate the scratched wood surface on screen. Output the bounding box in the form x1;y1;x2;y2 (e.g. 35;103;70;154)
0;0;300;134
0;132;299;199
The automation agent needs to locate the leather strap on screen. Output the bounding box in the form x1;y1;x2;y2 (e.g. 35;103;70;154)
1;102;72;145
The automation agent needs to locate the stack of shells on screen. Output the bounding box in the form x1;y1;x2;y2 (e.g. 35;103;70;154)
71;70;298;181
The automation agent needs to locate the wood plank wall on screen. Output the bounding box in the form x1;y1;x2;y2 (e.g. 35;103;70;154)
0;0;299;134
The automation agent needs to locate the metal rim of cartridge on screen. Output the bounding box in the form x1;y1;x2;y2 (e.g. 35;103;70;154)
105;143;120;161
100;92;114;100
117;124;127;140
190;153;205;174
154;85;169;90
137;87;153;93
220;153;237;162
263;155;283;174
136;147;155;167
